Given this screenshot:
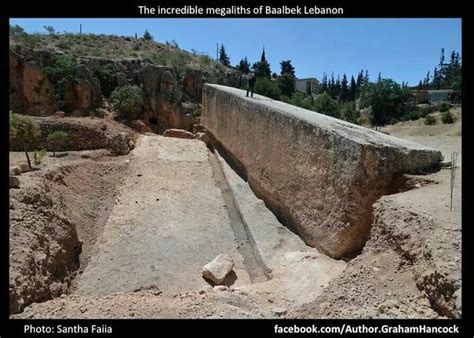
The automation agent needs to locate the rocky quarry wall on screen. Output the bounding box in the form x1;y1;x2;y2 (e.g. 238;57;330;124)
201;84;443;259
9;46;243;132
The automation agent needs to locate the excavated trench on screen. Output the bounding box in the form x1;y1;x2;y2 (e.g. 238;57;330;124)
9;156;129;314
9;133;445;318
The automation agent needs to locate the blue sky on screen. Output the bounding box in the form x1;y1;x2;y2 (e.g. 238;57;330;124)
10;18;461;86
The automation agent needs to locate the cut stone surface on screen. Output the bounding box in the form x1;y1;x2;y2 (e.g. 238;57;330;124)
202;84;443;259
74;135;251;296
202;253;235;285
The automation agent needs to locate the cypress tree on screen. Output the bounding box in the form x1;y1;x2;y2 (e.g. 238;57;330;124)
219;44;231;67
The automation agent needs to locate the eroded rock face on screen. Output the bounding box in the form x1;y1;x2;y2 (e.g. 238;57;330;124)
9;50;58;116
370;198;461;318
183;69;203;102
63;65;102;114
201;84;442;259
9;177;82;313
9;47;241;131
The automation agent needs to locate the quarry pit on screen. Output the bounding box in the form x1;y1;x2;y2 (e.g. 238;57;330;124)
9;85;461;319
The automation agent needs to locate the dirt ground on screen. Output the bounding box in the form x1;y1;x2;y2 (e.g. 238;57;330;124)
10;110;462;319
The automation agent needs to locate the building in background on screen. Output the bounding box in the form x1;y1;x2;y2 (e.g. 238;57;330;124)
295;78;319;95
409;89;461;105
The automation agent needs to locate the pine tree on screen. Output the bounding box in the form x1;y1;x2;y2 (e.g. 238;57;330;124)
219;44;230;67
321;73;328;93
143;30;153;41
340;74;349;102
364;70;369;85
356;69;364;88
237;57;250;74
423;71;430;89
280;60;295;76
278;60;296;97
349;76;357;101
334;75;341;100
261;47;267;63
432;67;440;89
252;47;271;78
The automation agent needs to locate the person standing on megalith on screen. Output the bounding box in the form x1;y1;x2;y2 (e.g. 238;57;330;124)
246;72;256;98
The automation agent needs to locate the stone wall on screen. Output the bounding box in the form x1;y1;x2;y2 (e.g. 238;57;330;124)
9;116;136;155
201;84;442;259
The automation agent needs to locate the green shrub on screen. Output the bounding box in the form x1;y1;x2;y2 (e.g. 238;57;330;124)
420;105;436;117
406;109;421;121
94;63;118;97
110;85;144;120
441;110;455;124
339;102;359;124
151;52;170;65
47;130;69;156
313;92;339;118
438;102;450;113
424;115;436;125
34;149;47;165
255;77;281;100
288;92;313;110
42;54;78;107
356;116;369;125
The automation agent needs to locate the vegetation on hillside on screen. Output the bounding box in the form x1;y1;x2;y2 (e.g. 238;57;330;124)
9;24;232;84
110;85;144;121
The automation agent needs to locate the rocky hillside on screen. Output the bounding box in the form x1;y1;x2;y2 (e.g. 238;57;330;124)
9;32;244;132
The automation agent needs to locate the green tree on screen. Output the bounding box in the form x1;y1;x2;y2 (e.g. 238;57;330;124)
219;44;230;67
340;74;349;102
288;92;313;110
280;60;295;76
110;85;144;120
10;113;41;169
42;54;78;108
9;24;27;37
255;77;281;100
252;48;271;78
360;79;411;126
43;26;56;35
278;60;296;97
349;76;357;101
143;30;153;41
339;101;359;123
47;130;69;157
313;92;339;118
237;57;250;74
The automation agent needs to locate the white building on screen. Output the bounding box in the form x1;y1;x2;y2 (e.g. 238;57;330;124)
295;78;319;95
